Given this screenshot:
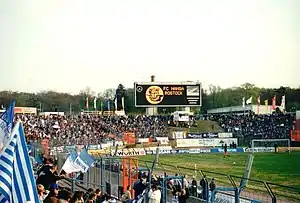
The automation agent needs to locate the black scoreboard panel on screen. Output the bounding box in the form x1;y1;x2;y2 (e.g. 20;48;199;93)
134;83;202;107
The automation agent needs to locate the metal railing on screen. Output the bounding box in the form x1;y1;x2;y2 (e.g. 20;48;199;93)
53;149;300;203
141;160;300;203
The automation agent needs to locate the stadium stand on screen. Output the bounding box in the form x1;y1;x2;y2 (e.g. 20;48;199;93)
208;113;295;139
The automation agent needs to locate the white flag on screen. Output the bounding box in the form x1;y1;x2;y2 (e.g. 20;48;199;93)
61;152;81;174
246;96;252;105
280;95;285;111
93;98;97;109
242;97;245;108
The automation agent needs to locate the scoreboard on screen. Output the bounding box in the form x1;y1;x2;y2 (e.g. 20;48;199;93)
134;83;202;107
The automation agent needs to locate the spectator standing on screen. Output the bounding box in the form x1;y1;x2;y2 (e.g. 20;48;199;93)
133;178;147;199
148;184;161;203
209;178;217;202
177;187;189;203
200;176;208;200
37;164;63;190
191;176;197;197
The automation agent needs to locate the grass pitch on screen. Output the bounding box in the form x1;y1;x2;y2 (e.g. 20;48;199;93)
139;152;300;189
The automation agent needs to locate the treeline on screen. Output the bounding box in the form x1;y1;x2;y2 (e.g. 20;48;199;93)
0;83;299;114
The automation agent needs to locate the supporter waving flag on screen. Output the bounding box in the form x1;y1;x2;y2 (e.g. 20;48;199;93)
0;120;39;203
0;100;15;152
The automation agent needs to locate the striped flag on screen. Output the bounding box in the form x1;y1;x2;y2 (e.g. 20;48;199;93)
0;101;15;152
0;120;39;203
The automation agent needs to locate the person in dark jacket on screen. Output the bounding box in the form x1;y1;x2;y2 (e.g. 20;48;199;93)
133;178;147;199
177;187;189;203
37;158;53;178
36;164;63;190
200;175;208;200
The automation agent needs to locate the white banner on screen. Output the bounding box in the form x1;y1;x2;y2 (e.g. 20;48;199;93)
218;132;233;138
145;146;172;154
138;138;149;143
176;138;238;147
156;137;169;144
171;131;186;139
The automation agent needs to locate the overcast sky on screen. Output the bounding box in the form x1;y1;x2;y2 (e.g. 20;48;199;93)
0;0;299;94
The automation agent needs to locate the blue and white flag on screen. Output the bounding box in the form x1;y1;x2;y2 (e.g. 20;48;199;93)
75;149;95;173
61;151;81;174
0;101;15;152
0;120;39;203
61;149;94;174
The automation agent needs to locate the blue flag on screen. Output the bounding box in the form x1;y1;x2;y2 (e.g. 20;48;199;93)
0;100;16;151
79;149;95;167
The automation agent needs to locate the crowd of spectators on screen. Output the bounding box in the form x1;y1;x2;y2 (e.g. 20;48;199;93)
208;113;296;139
35;157;118;203
17;114;169;146
34;154;217;203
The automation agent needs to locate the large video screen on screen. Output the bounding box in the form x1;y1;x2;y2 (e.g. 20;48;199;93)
134;83;202;107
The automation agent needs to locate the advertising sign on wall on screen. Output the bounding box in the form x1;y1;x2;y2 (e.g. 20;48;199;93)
14;107;37;114
176;138;238;148
115;148;145;157
244;147;274;153
134;83;202;107
187;133;218;139
156;137;169;144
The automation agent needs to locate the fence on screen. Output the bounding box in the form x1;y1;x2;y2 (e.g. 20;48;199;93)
55;151;300;203
140;160;300;203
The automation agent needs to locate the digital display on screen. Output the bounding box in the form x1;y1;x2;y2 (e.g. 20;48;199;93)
134;83;202;107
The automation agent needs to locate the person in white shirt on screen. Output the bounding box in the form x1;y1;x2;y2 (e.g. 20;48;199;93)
148;184;161;203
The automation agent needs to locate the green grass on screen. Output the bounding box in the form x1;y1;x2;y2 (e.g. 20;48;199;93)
140;152;300;188
169;120;224;133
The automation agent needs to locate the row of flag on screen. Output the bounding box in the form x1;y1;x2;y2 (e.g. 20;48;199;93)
242;95;286;112
85;97;98;109
85;97;118;111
